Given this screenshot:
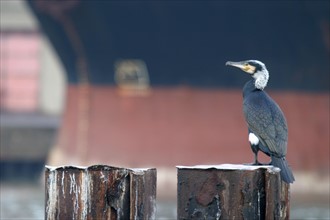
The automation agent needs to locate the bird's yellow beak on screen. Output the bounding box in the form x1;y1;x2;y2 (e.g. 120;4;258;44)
226;61;255;74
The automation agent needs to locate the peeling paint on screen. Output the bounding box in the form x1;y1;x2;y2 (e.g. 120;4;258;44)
68;173;80;219
46;169;58;220
257;190;261;219
149;195;156;219
100;171;106;183
69;173;74;195
134;179;139;220
215;195;221;220
61;172;65;198
80;170;91;220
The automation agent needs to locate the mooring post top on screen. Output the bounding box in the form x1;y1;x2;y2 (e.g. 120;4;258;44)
45;165;88;171
176;163;281;173
45;165;156;172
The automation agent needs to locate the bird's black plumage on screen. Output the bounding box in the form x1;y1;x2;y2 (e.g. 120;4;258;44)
226;60;295;183
243;80;287;157
244;76;294;184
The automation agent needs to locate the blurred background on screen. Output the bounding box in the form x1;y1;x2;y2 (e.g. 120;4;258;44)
0;0;329;219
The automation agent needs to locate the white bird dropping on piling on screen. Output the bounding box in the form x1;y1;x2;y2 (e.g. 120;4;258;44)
177;163;280;172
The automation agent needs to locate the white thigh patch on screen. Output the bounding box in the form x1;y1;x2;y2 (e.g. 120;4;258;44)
249;133;259;145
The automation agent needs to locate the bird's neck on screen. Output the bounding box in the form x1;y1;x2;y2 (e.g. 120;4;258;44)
243;80;258;98
253;69;269;90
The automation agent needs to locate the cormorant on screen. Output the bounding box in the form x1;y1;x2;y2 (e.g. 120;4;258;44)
226;60;295;183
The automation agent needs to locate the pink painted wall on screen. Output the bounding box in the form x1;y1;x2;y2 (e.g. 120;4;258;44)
0;32;40;112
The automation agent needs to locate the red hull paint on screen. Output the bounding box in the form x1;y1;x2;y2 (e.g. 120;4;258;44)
54;85;329;171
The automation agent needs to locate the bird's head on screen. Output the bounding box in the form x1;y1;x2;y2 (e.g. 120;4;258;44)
226;60;269;90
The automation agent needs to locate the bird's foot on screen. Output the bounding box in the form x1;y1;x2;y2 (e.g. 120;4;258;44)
244;161;269;166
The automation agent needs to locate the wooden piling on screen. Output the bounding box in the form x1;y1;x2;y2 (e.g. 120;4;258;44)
177;164;290;220
45;165;156;220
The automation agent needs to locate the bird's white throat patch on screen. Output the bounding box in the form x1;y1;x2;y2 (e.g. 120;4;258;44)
253;69;269;90
249;133;259;145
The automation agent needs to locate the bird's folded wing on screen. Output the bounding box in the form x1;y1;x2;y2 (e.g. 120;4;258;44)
243;101;287;157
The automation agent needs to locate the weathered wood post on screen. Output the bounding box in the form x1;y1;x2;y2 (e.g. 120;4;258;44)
177;164;290;220
45;165;156;220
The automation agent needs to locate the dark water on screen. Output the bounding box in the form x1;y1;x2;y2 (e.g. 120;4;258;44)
1;183;329;220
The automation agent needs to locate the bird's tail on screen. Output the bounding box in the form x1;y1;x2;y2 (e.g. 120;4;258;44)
271;156;295;184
